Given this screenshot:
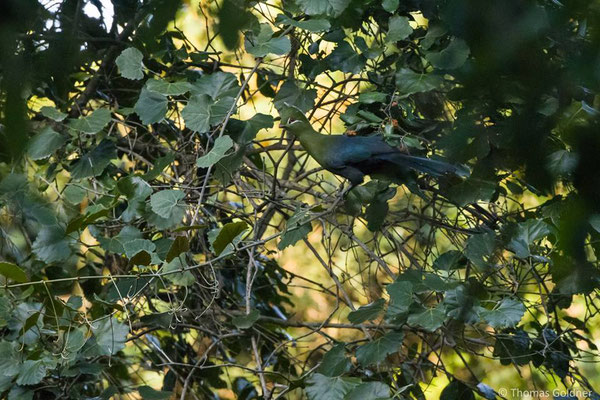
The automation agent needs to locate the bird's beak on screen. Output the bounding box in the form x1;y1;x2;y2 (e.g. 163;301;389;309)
280;117;296;129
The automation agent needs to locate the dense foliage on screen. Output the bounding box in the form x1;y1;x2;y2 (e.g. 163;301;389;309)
2;0;600;398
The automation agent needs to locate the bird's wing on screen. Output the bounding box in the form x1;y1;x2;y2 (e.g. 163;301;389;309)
326;136;382;169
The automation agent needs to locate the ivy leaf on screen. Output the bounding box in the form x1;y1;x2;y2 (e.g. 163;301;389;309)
356;331;404;366
245;24;291;57
443;285;479;323
196;135;234;168
62;327;88;361
318;344;350;377
326;41;366;74
0;262;28;283
40;106;67;122
134;87;168;125
345;382;391;400
305;373;361;400
182;95;235;132
382;0;399;13
386;281;414;317
480;298;525;329
69;140;117;179
386;16;413;42
190;72;240;100
32;226;73;264
296;0;351;17
146;79;191;96
138;386;172;400
278;206;314;250
348;299;385;324
166;236;190;262
464;231;496;269
433;250;465;270
209;221;249;256
447;178;496;206
90;317;128;355
123;239;156;259
407;305;446;332
16;360;46;386
273;81;317;112
69;108;111;134
150;190;186;220
440;380;475;400
275;14;331;32
426;38;470;70
507;219;551;258
27;127;67;160
115;47;144;80
547;150;578;176
162;258;195;287
232;309;260;329
395;69;443;96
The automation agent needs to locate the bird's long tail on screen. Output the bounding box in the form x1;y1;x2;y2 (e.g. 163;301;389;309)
384;153;467;177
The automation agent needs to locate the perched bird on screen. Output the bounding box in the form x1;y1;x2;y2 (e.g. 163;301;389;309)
279;106;465;188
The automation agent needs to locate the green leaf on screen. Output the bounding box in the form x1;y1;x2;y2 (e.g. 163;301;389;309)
296;0;351;17
464;231;496;269
63;185;87;205
305;374;361;400
273;81;317;112
0;262;28;283
32;226;72;263
358;91;387;104
150;190;186;219
69;108;111;134
196;135;234;168
16;360;46;386
166;236;190;262
395;69;443;96
386;16;413;42
69;139;117;179
426;38;470;70
115;47;144;80
63;327;88;361
162;257;195;287
90;317;128;355
245;24;291;57
210;221;249;255
547;150;578;176
232;309;260;329
345;382;391;400
356;331;403;365
182;95;235;132
348;299;385;324
447;178;496;206
382;0;398;13
318;344;350;377
386;281;414;317
275;14;331;32
326;41;366;74
217;0;258;50
190;72;240;100
40;106;67;122
0;341;20;378
433;250;465;270
134;87;168;125
407;305;446;332
27;127;66;160
8;386;34;400
146;79;192;96
138;386;172;400
440;380;475;400
480;298;525;329
278;206;314;250
507;219;551;258
443;285;479;323
123;239;156;259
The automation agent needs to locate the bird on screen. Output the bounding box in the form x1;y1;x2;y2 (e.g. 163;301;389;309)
279;106;465;189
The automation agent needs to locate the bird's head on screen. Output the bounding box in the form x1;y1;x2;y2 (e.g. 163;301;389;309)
279;105;311;137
